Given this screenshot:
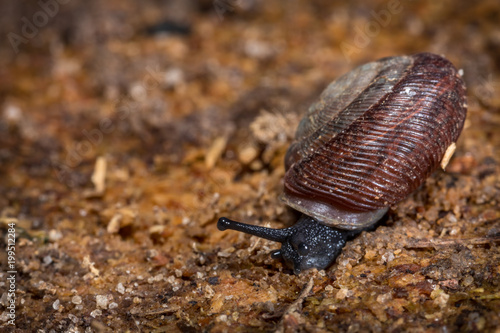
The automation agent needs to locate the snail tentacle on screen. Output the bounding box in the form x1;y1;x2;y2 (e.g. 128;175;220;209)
218;216;349;274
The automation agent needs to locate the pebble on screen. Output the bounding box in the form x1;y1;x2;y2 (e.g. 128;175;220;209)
96;295;109;309
90;309;102;318
116;283;125;294
71;296;82;305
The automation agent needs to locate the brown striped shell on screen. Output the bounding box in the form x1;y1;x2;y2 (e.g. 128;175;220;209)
281;53;467;230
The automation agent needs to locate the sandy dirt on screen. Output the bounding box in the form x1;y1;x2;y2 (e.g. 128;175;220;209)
0;0;499;332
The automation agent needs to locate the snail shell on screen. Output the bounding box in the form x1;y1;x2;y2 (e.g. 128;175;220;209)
281;52;467;230
218;52;467;274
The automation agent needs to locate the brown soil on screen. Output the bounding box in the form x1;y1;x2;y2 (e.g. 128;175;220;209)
0;0;499;332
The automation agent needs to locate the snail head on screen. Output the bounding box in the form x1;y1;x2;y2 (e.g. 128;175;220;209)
217;215;348;274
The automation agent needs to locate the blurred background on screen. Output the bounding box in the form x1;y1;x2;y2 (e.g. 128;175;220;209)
0;0;499;331
1;0;499;175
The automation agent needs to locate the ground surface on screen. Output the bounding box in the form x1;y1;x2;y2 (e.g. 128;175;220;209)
0;0;499;332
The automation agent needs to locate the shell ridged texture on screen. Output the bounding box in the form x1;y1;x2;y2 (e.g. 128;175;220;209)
283;53;467;219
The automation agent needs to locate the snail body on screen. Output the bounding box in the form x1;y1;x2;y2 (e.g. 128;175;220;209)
218;53;467;274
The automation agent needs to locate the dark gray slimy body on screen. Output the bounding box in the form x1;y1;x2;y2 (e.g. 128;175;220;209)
217;216;349;274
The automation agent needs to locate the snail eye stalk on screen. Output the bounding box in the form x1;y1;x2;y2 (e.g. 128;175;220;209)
217;217;291;243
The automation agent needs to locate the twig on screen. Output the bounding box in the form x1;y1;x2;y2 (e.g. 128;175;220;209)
275;277;314;333
405;236;500;249
131;314;142;333
141;307;178;317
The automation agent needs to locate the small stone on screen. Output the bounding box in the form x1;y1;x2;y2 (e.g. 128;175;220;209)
218;247;235;257
71;296;82;305
48;229;63;242
96;295;109;309
43;255;53;265
217;314;228;323
90;309;102;318
163;68;185;88
244;40;274;59
53;299;60;310
130;82;147;101
461;275;474;287
3;104;22;123
376;292;392;304
431;287;450;308
0;311;10;321
0;293;8;306
381;251;395;263
116;283;125;294
68;313;78;323
238;145;258;165
204;285;215;298
336;287;353;300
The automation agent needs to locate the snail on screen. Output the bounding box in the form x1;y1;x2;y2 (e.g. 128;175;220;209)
218;53;467;274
